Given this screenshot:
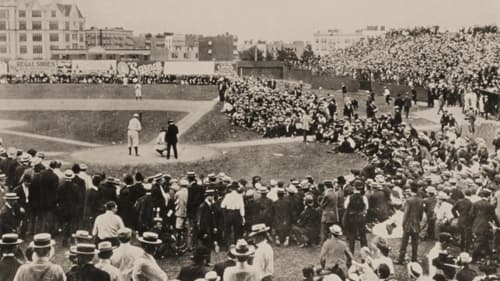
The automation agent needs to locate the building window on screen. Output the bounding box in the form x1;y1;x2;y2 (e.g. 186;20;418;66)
51;10;56;17
32;21;42;30
72;33;77;40
50;45;58;50
19;33;26;42
65;33;70;42
49;33;58;42
32;33;42;42
0;34;6;42
72;43;78;49
0;21;5;31
32;10;42;18
79;23;83;31
184;53;189;59
20;45;27;54
0;46;7;54
49;22;58;30
33;45;43;54
18;10;26;18
19;21;26;30
0;10;7;19
65;21;70;30
79;34;84;42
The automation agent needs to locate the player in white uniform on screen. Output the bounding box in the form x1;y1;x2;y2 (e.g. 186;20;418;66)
127;113;142;156
135;82;142;101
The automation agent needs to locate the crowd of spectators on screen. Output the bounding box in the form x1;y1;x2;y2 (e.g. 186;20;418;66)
1;74;220;86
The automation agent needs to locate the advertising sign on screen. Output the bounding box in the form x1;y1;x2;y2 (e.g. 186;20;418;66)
163;61;215;75
8;60;58;75
71;60;116;75
117;61;163;76
214;62;237;76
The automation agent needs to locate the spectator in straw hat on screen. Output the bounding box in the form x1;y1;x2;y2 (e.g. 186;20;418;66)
95;241;122;281
320;224;350;272
221;181;245;246
249;224;273;281
254;185;274;231
13;233;65;281
455;252;476;281
223;239;258;281
0;192;22;235
196;189;218;263
0;233;23;281
273;187;292;247
57;170;83;247
133;232;168;281
66;243;110;281
292;195;321;247
111;228;144;281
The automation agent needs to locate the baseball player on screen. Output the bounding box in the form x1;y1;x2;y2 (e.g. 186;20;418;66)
127;113;142;156
135;81;142;101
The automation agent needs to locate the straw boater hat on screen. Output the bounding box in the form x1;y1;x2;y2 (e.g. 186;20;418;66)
72;230;93;240
70;243;98;255
32;233;55;248
138;232;162;245
97;241;114;254
248;224;270;237
456;252;472;265
204;271;220;281
3;193;19;201
329;225;343;236
64;170;74;180
229;239;255;257
0;233;23;245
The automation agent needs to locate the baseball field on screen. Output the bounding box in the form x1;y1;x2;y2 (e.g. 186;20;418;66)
0;83;498;280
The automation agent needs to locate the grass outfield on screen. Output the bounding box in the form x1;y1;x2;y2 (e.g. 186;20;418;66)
0;133;85;152
0;111;186;146
0;84;218;100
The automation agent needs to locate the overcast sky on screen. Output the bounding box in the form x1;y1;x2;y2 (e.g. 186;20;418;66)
65;0;499;41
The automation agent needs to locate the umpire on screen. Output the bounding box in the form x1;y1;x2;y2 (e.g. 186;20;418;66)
165;120;179;160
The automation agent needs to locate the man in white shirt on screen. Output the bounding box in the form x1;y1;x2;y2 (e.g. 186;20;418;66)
221;183;245;246
95;241;122;281
111;228;144;281
127;113;142;157
92;201;124;247
249;224;273;281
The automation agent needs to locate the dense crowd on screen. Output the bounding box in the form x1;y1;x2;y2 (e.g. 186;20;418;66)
1;74;220;86
1;92;500;280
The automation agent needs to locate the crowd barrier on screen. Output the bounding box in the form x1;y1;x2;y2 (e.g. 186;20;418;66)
0;60;238;77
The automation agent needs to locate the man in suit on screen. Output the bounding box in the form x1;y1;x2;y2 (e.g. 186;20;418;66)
452;189;474;252
32;160;59;234
397;185;424;264
0;193;23;235
367;183;391;223
273;188;292;246
72;164;87;224
66;243;111;281
0;233;24;281
165;120;179;160
319;182;339;243
57;170;84;247
196;189;218;263
14;174;31;238
470;189;498;262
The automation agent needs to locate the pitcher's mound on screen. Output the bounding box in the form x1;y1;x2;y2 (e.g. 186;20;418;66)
71;144;219;165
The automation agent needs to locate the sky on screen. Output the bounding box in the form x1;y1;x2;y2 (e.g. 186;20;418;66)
63;0;500;41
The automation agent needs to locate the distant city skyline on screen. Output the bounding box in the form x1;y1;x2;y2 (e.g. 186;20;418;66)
62;0;499;41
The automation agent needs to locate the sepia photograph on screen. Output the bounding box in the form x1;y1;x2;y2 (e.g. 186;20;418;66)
0;0;499;280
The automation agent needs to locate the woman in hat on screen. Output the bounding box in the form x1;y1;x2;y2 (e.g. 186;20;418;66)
133;232;168;281
223;239;258;281
13;233;66;281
